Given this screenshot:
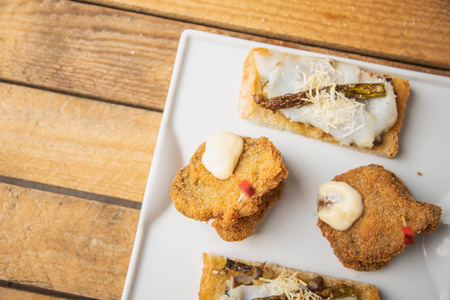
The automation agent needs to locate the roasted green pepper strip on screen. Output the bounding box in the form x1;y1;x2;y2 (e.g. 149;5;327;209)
253;83;386;112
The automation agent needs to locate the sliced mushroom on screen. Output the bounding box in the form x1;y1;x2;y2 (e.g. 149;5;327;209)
234;274;254;285
253;266;263;280
262;266;276;279
307;276;325;291
225;258;253;273
252;295;288;300
224;276;237;294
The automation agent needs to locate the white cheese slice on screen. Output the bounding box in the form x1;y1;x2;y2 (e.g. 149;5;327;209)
254;52;398;148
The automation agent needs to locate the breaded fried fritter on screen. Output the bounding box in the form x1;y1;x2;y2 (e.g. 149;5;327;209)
318;164;442;271
212;180;284;242
170;136;288;238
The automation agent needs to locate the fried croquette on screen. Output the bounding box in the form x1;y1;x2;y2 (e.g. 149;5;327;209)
318;164;442;271
212;180;284;242
170;136;288;241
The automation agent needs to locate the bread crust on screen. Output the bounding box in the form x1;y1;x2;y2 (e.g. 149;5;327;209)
238;48;410;158
199;253;381;300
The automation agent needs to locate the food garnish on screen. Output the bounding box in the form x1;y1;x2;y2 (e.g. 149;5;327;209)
238;180;256;198
202;131;244;180
402;215;414;245
253;83;386;112
317;165;441;271
317;181;363;231
225;258;253;273
219;258;359;300
200;253;378;300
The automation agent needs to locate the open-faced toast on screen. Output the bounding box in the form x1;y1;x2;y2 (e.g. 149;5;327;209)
239;48;410;158
199;253;380;299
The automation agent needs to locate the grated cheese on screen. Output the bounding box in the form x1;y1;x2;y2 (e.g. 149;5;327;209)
255;52;398;148
222;272;323;300
258;273;323;300
293;69;334;92
302;86;366;135
289;69;367;136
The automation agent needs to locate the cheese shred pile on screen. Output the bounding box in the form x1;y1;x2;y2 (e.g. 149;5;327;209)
255;51;398;148
305;86;366;135
258;272;323;300
289;70;367;136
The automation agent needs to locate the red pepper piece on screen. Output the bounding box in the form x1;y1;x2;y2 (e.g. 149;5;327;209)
238;180;255;198
402;226;414;245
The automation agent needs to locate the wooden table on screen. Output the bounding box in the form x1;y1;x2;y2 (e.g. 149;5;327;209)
0;0;448;299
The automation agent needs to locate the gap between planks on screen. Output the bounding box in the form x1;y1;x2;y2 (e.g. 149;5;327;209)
0;282;98;300
0;176;142;210
0;78;164;114
0;0;448;117
0;183;140;299
78;0;450;76
73;0;450;72
0;82;162;203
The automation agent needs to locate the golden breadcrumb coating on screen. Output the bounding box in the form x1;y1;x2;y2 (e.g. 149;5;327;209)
170;136;288;239
318;164;442;271
212;180;284;242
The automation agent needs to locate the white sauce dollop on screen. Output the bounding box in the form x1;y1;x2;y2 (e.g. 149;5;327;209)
254;52;398;148
202;131;244;180
317;181;363;231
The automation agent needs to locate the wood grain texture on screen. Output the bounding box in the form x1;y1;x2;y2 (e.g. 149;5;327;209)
0;1;448;299
0;82;161;202
0;183;140;299
0;0;448;114
0;0;180;110
0;287;70;300
79;0;450;70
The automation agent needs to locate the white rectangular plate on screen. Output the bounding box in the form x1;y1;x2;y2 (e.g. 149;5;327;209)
122;29;450;299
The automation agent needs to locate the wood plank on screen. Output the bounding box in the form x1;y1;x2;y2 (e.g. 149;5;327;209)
79;0;450;71
0;183;140;299
0;82;161;202
0;0;179;111
0;0;448;113
0;287;70;300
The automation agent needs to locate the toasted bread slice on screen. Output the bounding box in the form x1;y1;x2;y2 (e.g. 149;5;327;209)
238;48;410;158
317;164;442;271
199;253;380;300
170;136;288;241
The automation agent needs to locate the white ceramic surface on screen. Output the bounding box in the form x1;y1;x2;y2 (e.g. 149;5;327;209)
122;29;450;300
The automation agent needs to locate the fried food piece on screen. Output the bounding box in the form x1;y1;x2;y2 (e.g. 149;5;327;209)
318;164;442;271
212;180;284;242
170;136;288;239
199;253;380;300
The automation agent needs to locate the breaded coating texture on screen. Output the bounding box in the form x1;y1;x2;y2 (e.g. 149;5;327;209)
170;136;288;240
318;164;442;271
212;180;284;242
